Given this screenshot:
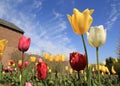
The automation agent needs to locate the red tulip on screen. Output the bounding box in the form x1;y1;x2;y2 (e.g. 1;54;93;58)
3;67;9;72
37;62;48;80
24;61;29;67
18;36;31;52
18;62;22;69
69;52;86;71
9;60;14;65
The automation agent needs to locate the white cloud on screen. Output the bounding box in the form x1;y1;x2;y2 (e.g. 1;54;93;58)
0;0;76;58
32;0;43;9
106;0;120;30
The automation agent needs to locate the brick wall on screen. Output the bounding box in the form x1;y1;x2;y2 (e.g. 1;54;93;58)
0;26;23;66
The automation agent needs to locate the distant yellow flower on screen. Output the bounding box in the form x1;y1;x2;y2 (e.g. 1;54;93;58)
92;67;95;72
12;63;15;67
49;55;53;62
101;72;104;76
69;68;73;74
65;66;68;71
111;66;116;74
54;55;60;62
44;53;50;60
88;64;91;68
49;69;52;73
30;56;36;62
67;8;94;34
114;58;118;63
61;54;66;62
18;60;22;64
80;70;84;74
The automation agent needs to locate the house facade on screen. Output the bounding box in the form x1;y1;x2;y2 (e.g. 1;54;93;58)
0;19;24;66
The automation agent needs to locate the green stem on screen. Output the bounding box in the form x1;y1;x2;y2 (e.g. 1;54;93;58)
81;35;88;69
20;51;24;86
96;47;101;86
77;71;80;80
42;80;47;86
81;35;90;86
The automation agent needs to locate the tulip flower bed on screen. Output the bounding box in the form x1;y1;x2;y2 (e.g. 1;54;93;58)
0;61;120;86
0;8;120;86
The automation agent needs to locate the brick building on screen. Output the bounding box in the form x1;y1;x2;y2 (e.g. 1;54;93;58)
0;19;24;65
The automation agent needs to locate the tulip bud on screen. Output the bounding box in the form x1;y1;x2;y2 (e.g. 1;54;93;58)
67;8;94;35
9;60;14;65
69;52;86;71
24;61;29;67
18;36;31;52
30;56;36;62
37;62;48;80
87;25;106;48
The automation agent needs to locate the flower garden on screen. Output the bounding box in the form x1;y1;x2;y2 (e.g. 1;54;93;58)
0;8;120;86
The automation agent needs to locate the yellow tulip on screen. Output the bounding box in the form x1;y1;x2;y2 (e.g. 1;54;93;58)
67;8;94;34
80;70;84;74
111;66;116;74
65;66;68;71
44;53;50;60
0;39;8;59
60;54;66;62
49;69;52;73
0;39;8;53
18;60;22;64
54;55;59;62
12;63;15;67
69;68;73;74
30;56;36;62
101;72;104;76
114;58;118;63
92;67;95;72
48;55;53;62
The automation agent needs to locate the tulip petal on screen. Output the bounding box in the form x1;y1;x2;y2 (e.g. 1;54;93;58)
87;25;106;47
67;8;94;35
67;15;78;33
0;39;8;53
74;9;85;34
89;9;94;15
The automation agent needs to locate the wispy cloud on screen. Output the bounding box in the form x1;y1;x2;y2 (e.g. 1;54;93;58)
106;0;120;30
0;0;76;57
32;0;42;9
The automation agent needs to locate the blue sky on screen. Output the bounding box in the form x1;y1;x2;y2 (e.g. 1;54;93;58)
0;0;119;64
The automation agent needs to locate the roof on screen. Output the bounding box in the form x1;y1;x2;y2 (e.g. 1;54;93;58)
0;18;24;34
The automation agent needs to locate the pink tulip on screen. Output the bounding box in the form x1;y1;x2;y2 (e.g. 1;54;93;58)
25;82;33;86
18;36;31;52
38;57;42;63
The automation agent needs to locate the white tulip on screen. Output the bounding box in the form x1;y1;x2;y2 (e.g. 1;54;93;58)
87;25;106;48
